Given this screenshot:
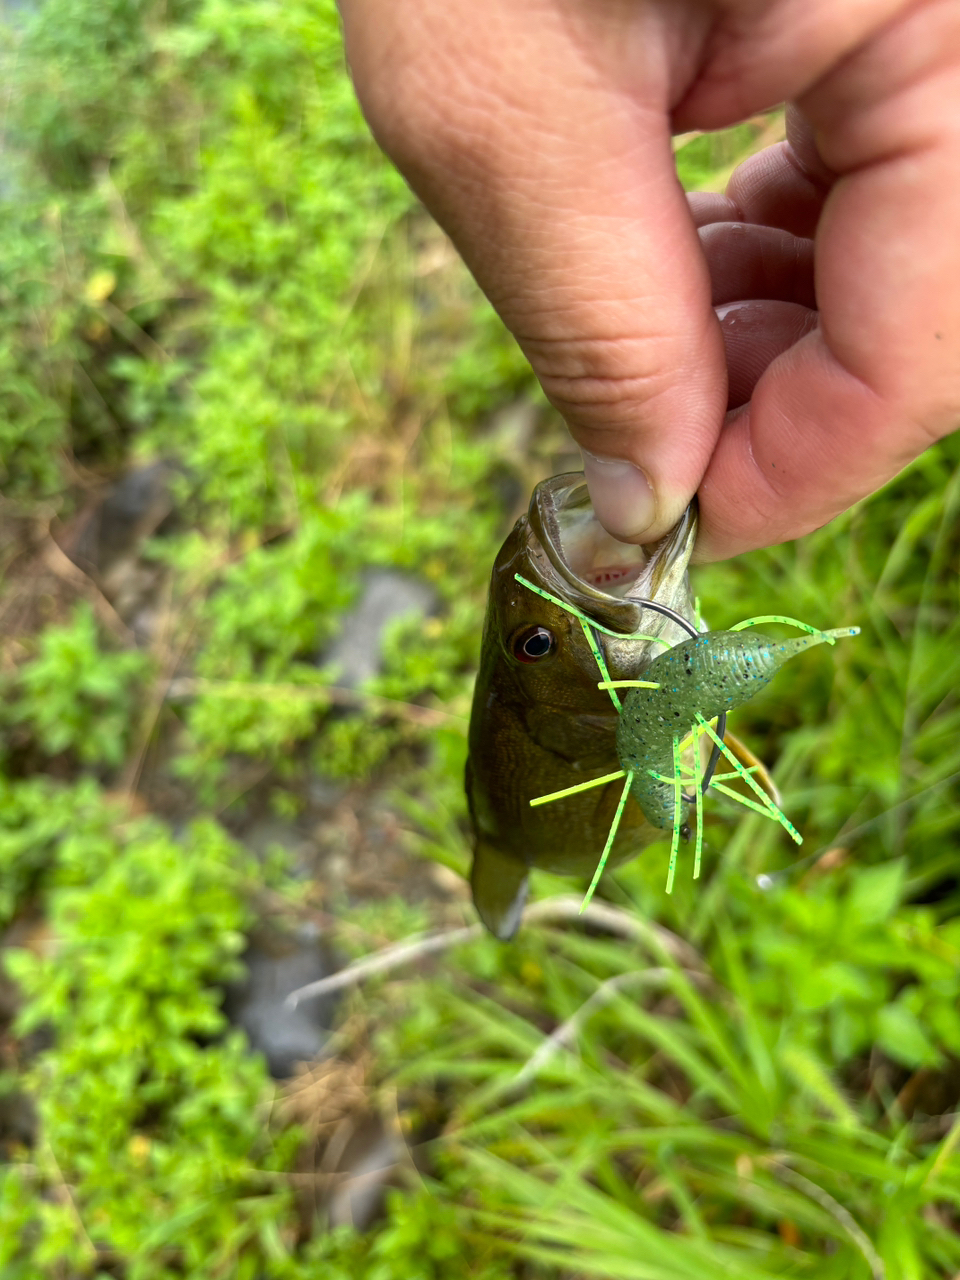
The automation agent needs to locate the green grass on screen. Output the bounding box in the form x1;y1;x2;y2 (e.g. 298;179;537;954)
0;1;957;1277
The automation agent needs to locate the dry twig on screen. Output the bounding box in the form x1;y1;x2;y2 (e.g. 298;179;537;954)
41;525;132;642
284;894;704;1009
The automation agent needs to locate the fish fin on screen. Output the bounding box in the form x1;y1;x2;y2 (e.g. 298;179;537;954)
720;729;781;806
470;840;529;941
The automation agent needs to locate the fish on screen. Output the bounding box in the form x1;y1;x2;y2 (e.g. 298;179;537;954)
465;472;700;939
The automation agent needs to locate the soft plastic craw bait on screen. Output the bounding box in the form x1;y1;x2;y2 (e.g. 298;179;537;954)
522;574;860;909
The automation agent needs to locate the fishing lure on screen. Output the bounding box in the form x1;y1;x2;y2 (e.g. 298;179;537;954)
523;573;860;909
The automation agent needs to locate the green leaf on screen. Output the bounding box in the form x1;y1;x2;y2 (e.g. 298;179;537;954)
876;1000;941;1068
847;860;906;926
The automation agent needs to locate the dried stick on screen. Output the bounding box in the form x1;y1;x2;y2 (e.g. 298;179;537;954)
284;924;481;1008
41;526;132;642
284;895;704;1009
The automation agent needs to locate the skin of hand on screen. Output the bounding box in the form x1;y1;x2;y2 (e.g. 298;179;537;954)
337;0;960;562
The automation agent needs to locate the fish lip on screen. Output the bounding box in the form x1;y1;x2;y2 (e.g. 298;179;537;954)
528;472;698;636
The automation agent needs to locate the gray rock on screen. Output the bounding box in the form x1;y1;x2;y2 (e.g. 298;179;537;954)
224;923;338;1078
324;570;437;688
71;461;176;577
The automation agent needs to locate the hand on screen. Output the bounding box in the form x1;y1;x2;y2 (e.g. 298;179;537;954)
338;0;960;561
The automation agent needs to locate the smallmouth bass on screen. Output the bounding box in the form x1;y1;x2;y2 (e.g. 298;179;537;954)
466;472;699;939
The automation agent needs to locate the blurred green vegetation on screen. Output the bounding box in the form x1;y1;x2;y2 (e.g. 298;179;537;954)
0;1;957;1277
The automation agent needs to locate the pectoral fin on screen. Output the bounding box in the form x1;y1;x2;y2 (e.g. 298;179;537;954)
470;840;529;941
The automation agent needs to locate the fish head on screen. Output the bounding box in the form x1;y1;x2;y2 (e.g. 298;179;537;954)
484;472;698;700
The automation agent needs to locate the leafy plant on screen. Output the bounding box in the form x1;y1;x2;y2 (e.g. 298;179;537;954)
0;790;303;1276
0;0;957;1274
5;602;152;768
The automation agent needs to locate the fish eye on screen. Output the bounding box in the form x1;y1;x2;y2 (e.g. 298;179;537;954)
511;625;556;663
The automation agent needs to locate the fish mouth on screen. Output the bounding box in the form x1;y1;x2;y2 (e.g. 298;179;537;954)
527;472;697;637
552;497;649;597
